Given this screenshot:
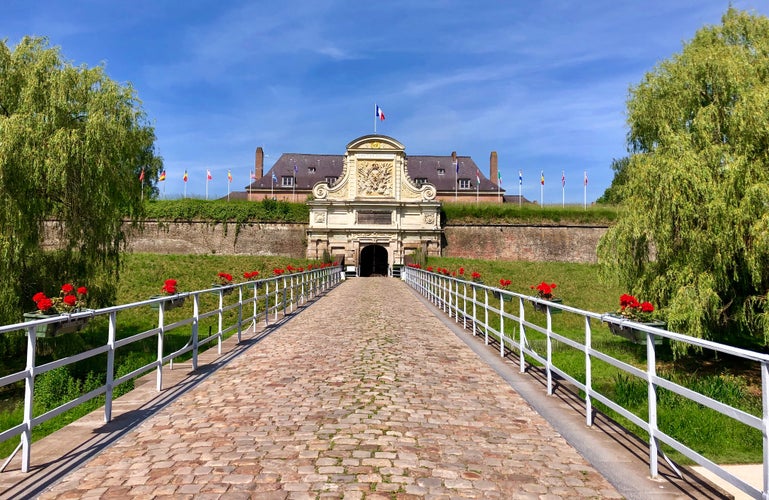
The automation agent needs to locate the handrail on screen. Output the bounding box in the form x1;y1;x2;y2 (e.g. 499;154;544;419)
0;266;344;473
403;266;768;500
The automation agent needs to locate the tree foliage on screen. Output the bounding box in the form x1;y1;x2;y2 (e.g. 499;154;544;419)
0;36;160;323
598;8;769;354
595;157;630;204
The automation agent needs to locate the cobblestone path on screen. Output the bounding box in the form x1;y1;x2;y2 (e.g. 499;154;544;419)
41;277;619;499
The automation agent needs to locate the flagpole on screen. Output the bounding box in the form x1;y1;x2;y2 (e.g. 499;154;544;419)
206;177;209;200
518;170;522;208
561;170;565;208
374;104;377;133
540;171;544;207
584;170;588;210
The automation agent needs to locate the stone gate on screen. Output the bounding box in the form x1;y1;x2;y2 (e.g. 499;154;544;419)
306;135;442;276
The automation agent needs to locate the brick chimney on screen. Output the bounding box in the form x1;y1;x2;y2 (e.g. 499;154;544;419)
254;147;264;180
490;151;498;186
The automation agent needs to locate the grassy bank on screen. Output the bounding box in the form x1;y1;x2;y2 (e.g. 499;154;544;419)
426;256;762;465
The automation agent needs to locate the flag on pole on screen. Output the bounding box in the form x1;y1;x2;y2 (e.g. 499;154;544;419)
376;105;385;121
519;170;522;185
227;170;232;183
498;170;502;184
139;169;145;182
207;169;212;181
476;168;480;184
183;170;188;182
250;171;256;180
540;171;545;185
455;161;459;174
584;171;588;186
293;163;298;175
561;171;565;188
159;170;166;181
272;172;277;183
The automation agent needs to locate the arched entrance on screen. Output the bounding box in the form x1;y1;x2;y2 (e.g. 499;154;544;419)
359;245;389;277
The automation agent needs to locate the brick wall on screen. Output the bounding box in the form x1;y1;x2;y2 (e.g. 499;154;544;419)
121;221;607;263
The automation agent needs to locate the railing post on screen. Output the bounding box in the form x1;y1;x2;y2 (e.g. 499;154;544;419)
647;334;659;478
499;296;505;358
217;290;224;355
472;284;477;336
155;306;164;390
105;311;117;422
21;326;36;472
546;308;553;395
484;288;489;345
518;297;526;373
192;293;200;370
253;282;259;331
762;360;768;499
585;316;593;427
237;286;243;344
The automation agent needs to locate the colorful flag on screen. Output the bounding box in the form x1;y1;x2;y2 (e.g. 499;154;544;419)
139;169;145;182
227;170;233;183
518;170;522;185
250;171;257;180
183;170;188;183
561;170;565;188
497;170;502;184
272;172;277;183
207;169;212;181
376;104;385;121
584;171;588;186
540;171;545;185
294;163;298;175
455;161;459;174
476;168;480;184
159;170;166;181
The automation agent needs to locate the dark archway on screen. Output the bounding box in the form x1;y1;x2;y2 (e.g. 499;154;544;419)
359;245;388;277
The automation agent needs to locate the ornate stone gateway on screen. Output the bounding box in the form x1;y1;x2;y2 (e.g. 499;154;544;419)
307;135;442;276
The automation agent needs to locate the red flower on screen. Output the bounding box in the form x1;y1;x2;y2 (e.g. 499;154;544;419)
499;279;511;288
32;292;47;303
77;286;88;296
533;282;557;299
617;294;656;321
640;302;654;313
161;279;178;294
36;297;54;312
471;271;482;282
61;283;75;294
217;273;233;284
63;294;77;307
458;267;465;275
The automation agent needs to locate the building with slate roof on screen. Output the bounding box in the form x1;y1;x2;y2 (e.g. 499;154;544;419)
243;139;506;203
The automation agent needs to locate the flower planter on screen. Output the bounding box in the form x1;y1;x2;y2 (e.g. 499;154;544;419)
149;295;186;311
211;284;234;296
605;314;666;345
22;311;91;338
492;290;513;302
533;297;563;314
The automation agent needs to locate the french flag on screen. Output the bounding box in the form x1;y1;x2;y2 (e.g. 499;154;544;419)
376;104;385;121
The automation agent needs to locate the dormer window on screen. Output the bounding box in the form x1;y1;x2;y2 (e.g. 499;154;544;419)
414;178;428;187
308;167;316;173
437;168;445;175
458;178;471;189
281;176;294;187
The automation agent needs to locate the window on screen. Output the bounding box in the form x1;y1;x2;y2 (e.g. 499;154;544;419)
281;176;294;187
308;167;316;173
437;168;445;175
414;178;428;187
458;178;471;189
325;176;338;186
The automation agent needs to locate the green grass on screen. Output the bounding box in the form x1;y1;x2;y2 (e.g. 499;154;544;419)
441;202;620;225
426;256;763;465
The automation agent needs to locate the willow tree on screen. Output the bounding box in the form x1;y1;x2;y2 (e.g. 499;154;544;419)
0;36;161;323
598;8;769;353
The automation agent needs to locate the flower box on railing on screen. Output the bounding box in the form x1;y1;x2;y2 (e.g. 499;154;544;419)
149;296;186;311
533;298;563;314
210;284;234;296
605;313;666;345
492;290;513;302
22;310;92;338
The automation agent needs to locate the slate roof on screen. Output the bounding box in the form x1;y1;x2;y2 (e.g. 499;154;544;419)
246;153;504;193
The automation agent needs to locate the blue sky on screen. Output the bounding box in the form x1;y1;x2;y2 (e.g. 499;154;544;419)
4;1;768;203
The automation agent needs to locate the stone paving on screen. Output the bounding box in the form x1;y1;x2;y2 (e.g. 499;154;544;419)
39;277;621;499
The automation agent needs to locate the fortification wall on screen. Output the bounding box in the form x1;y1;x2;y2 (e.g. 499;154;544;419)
122;221;608;263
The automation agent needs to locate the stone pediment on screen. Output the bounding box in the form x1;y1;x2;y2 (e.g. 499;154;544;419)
313;134;436;202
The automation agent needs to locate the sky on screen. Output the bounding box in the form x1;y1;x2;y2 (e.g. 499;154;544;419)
4;0;769;204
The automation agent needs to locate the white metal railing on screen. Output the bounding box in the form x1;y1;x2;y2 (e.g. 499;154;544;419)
403;266;769;500
0;265;343;473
